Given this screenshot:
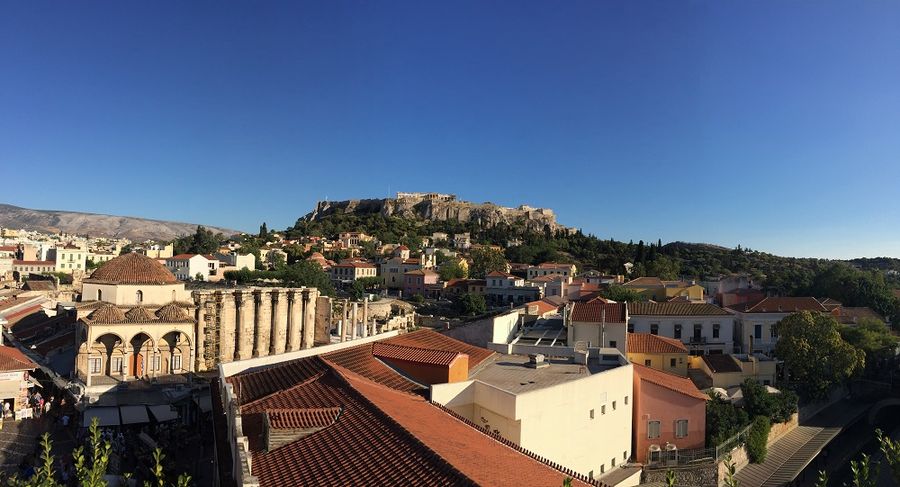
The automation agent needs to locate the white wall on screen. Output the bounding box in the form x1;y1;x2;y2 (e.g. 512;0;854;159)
569;322;627;355
82;282;190;306
629;315;735;354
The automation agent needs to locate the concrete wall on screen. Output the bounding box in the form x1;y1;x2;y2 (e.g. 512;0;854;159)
633;378;706;463
628;351;688;376
570;321;627;355
441;310;522;348
82;282;190;306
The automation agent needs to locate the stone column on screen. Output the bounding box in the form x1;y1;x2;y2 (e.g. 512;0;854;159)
362;298;369;338
195;295;206;372
340;300;348;342
288;291;302;351
272;290;289;355
233;291;245;361
239;291;256;360
303;289;317;349
254;291;270;358
351;301;359;340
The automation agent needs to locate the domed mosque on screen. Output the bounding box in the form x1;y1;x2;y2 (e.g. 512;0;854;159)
75;253;196;386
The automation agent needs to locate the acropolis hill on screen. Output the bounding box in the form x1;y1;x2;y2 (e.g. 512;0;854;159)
301;192;572;234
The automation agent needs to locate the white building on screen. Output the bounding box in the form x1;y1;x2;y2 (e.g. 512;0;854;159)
726;297;831;355
567;302;629;355
165;254;219;281
217;252;256;271
431;348;634;481
627;302;735;355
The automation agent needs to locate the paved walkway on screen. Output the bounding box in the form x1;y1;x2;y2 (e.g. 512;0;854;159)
734;400;869;487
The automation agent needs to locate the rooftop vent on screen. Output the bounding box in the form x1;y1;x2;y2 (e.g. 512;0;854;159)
525;353;549;369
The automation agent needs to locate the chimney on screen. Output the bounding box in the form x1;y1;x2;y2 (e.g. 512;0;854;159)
526;353;549;369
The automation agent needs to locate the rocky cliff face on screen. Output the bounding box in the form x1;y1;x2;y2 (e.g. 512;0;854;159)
302;195;570;233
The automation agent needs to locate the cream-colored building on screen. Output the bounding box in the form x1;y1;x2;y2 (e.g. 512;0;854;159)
87;251;117;266
137;243;174;259
432;349;633;480
568;302;629;355
695;353;777;388
627;302;735;355
527;263;577;280
55;244;88;273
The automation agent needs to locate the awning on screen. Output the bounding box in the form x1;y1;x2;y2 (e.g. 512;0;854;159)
148;404;179;423
119;405;150;425
194;395;212;413
26;378;42;389
83;407;120;427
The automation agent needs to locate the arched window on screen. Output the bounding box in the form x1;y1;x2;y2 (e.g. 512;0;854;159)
97;289;103;301
136;290;143;303
172;290;176;302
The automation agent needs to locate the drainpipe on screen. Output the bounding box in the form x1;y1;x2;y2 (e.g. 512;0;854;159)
601;309;606;348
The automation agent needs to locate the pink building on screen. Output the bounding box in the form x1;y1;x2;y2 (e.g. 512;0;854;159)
403;269;439;297
632;364;708;463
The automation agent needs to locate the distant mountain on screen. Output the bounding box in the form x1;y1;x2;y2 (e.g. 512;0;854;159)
0;204;241;242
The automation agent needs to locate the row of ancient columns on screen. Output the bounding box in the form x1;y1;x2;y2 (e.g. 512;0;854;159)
335;297;375;341
232;288;317;361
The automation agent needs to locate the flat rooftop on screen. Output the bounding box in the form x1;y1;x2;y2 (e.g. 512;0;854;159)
470;353;619;394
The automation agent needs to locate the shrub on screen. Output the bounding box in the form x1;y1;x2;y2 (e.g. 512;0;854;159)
747;416;772;463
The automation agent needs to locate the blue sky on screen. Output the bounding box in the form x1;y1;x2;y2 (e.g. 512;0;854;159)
2;1;899;259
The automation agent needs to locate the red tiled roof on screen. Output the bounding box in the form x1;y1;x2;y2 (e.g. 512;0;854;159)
624;277;663;287
323;345;424;393
486;271;517;278
627;333;688;354
87;253;179;285
525;299;560;316
86;304;127;324
727;297;828;313
633;363;708;401
535;262;573;269
155;303;194;322
570;302;627;323
169;253;197;260
12;260;53;266
373;342;464;366
0;346;38;372
227;354;595;487
628;302;732;316
0;246;17;252
702;354;742;374
266;407;342;429
384;329;495;370
403;269;438;276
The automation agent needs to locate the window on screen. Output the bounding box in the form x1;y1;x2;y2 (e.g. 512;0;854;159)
590;409;595;419
763;379;771;386
754;324;762;339
644;359;652;366
624;396;629;405
623;451;628;460
611;457;616;467
713;324;720;338
627;323;634;333
648;421;661;439
609;340;617;349
650;324;659;335
612;400;616;410
601;405;606;415
670;358;677;368
89;357;102;374
112;357;122;373
771;324;778;338
674;324;682;339
97;289;103;301
693;324;702;339
675;419;689;438
172;354;182;371
152;355;160;371
136;290;143;303
600;464;605;474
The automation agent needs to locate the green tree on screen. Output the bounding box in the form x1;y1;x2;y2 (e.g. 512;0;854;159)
457;293;486;316
877;428;900;485
469;248;508;279
705;394;749;446
438;260;468;281
259;222;268;239
746;416;771;463
774;311;865;399
601;285;645;303
174;226;224;255
840;318;899;374
74;416;112;486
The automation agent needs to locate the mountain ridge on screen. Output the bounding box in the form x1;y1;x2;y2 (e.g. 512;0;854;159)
0;203;241;242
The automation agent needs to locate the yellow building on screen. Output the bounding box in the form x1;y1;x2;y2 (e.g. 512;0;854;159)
696;353;778;388
626;332;689;376
623;277;705;302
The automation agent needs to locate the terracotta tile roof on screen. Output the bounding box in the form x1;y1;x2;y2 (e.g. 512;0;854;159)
227;355;596;487
633;363;708;401
624;277;663;287
570;302;627;323
525;299;561;316
155;303;194;322
373;342;465;367
486;271;518;278
727;297;828;313
322;345;424;393
628;302;732;316
702;354;742;373
86;253;179;285
627;333;688;354
384;329;495;370
227;356;332;407
535;262;574;269
12;260;54;266
0;246;17;252
265;407;342;430
169;254;198;260
840;307;885;324
0;346;38;372
124;307;156;322
404;269;438;276
334;261;377;268
86;304;127;324
22;280;56;292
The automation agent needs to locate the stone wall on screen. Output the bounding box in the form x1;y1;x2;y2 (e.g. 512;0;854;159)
718;413;799;483
643;464;718;487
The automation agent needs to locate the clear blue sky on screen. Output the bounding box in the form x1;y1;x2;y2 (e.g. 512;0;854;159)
2;2;899;259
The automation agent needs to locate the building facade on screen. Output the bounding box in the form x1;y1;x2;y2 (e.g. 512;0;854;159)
627;302;735;355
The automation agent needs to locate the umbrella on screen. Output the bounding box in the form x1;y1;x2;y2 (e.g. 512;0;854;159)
764;385;781;394
705;387;729;400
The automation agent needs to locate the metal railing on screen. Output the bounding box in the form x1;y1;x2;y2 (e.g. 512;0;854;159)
644;423;752;469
